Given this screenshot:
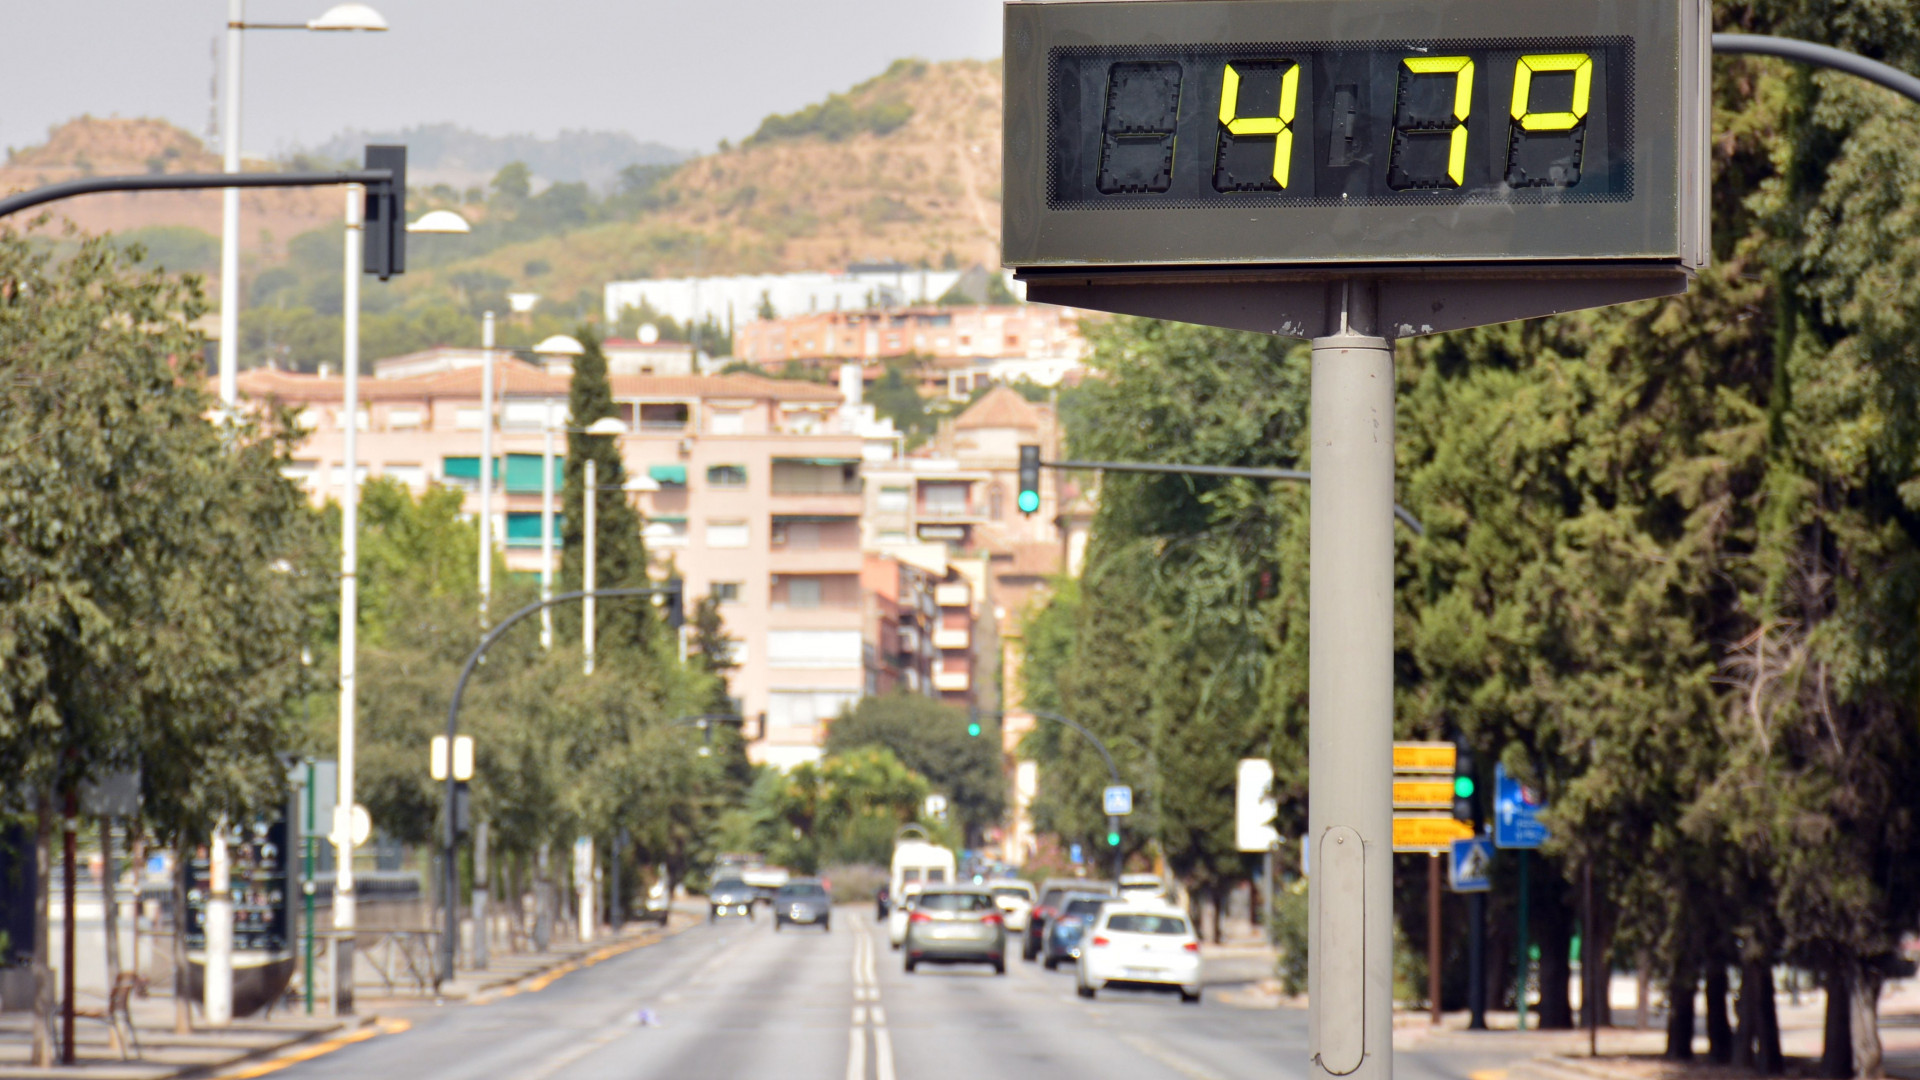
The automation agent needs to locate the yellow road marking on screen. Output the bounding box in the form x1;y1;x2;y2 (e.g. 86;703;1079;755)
214;1017;411;1079
1470;1071;1508;1080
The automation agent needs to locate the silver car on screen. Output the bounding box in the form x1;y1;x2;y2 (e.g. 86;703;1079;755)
903;887;1007;974
772;879;831;932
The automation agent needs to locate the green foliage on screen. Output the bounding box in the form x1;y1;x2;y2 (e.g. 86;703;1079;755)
868;364;937;449
559;329;654;653
717;748;935;873
112;225;219;274
746;94;914;146
0;227;324;840
823;694;1008;842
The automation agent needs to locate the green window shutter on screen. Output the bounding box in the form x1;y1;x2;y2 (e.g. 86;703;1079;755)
648;464;688;486
503;512;566;548
443;456;481;480
503;453;562;493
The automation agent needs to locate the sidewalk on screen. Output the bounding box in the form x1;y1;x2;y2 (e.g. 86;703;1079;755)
0;909;697;1079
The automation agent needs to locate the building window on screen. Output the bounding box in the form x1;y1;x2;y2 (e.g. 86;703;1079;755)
503;401;559;430
877;485;910;512
878;530;908;545
711;582;742;604
386;407;423;431
456;407;484;431
643;518;688;547
710;409;746;435
767;689;860;729
767;630;863;669
988;482;1005;520
384;463;426;488
784;578;822;609
706;520;749;549
639;402;689;432
283;459;319;485
708;464;748;488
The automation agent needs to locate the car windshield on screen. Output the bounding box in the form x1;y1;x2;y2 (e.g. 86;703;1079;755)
917;891;996;912
713;878;747;892
777;884;827;899
1062;897;1107;918
1106;913;1190;935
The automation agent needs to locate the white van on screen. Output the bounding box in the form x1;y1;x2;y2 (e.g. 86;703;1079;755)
887;826;957;949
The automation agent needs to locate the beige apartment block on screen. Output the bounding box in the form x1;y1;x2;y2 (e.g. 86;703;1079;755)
238;360;865;769
736;304;1091;391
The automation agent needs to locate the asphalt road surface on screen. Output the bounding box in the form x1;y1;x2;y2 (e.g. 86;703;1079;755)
270;909;1532;1080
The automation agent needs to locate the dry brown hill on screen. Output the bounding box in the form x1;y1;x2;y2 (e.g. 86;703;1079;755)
434;59;1004;297
0;116;340;260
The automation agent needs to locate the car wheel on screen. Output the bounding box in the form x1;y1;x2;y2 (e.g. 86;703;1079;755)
1043;955;1059;971
824;920;832;932
905;957;918;973
1077;983;1095;999
708;909;717;922
774;918;783;932
994;958;1007;975
1181;987;1203;1004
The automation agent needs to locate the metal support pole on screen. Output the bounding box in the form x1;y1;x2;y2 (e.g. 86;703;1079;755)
332;185;363;1015
1586;859;1598;1055
478;312;496;626
1108;815;1122;880
217;0;244;409
1307;281;1393;1080
206;816;232;1025
1516;850;1532;1031
584;459;597;676
303;761;315;1014
541;424;555;650
1468;890;1488;1029
60;796;77;1063
472;821;490;970
1429;853;1443;1025
577;839;595;944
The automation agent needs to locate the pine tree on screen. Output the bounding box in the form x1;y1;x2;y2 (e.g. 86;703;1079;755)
560;328;654;654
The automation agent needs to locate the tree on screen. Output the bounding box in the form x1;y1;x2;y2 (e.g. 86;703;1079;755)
0;228;323;1057
560;328;654;653
823;694;1007;842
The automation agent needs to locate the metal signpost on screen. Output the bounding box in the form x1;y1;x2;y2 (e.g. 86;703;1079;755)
1002;0;1709;1072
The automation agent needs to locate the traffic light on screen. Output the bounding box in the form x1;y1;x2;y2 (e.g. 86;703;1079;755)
1452;738;1480;825
663;578;686;631
1017;444;1042;515
967;721;982;737
363;144;407;280
1106;830;1121;847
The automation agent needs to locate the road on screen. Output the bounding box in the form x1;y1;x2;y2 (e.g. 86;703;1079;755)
270;908;1532;1080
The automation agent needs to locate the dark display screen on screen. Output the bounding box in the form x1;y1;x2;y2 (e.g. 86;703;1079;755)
1049;38;1632;210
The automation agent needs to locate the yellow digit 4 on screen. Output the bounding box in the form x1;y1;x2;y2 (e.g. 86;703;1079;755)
1511;54;1593;131
1400;56;1474;187
1219;62;1301;189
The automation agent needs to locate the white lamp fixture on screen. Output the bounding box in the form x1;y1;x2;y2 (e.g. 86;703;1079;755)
584;417;630;436
624;476;661;493
532;334;587;357
308;3;388;30
407;209;471;234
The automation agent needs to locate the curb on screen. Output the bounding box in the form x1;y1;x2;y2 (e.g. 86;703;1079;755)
196;1017;408;1080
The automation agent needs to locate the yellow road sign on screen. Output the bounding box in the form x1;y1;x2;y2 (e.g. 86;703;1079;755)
1392;814;1475;852
1392;778;1453;810
1392;741;1456;774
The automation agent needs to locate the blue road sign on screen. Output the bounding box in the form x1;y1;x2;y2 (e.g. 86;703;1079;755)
1103;785;1134;816
1070;843;1084;865
1494;763;1550;849
1450;837;1494;892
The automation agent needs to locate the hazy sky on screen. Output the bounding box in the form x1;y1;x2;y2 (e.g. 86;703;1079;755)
4;1;1003;157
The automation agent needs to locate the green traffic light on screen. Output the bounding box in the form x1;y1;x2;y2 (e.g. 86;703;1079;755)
967;722;982;737
1454;775;1476;798
1018;489;1041;514
1106;831;1120;847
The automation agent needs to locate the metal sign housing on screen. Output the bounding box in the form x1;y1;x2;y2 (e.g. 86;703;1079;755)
1003;0;1710;337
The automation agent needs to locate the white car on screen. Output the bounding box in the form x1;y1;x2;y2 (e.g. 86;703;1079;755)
1076;903;1203;1004
987;880;1037;932
888;885;924;949
1118;873;1171;902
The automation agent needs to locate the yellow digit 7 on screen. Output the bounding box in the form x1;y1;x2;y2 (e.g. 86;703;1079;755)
1219;62;1301;189
1511;54;1593;131
1398;56;1474;186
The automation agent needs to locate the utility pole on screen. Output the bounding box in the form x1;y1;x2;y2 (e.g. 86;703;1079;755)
478;311;496;626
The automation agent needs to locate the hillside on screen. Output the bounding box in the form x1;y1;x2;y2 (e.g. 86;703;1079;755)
304;123;689;193
0;117;340;261
424;59;1004;297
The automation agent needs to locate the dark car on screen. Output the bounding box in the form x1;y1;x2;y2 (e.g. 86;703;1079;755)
1024;878;1116;961
773;879;832;932
709;876;756;921
1042;893;1112;969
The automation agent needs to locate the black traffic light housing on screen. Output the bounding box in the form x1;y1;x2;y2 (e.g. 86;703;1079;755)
1452;738;1481;826
1018;444;1042;515
663;579;686;631
363;144;407;280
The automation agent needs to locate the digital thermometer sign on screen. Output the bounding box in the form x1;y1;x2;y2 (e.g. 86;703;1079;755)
1004;0;1709;277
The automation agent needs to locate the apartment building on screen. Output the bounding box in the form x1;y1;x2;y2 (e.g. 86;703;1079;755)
238;360;865;769
735;305;1090;391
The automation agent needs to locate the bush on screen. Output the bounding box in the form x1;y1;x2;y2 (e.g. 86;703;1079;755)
1273;877;1308;995
822;863;888;904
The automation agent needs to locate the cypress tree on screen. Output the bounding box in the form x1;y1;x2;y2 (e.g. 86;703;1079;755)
560;328;654;654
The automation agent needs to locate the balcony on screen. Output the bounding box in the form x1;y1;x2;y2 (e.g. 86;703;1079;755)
769;546;864;575
935;583;971;608
933;669;971;693
932;626;970;650
916;502;985;521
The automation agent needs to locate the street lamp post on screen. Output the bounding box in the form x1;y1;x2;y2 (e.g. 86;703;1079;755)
215;1;387;409
478;312;496;625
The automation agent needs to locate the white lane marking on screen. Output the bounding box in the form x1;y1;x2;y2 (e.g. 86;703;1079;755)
1121;1033;1229;1080
870;1005;886;1025
852;1006;867;1025
845;1027;867;1080
873;1025;898;1080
